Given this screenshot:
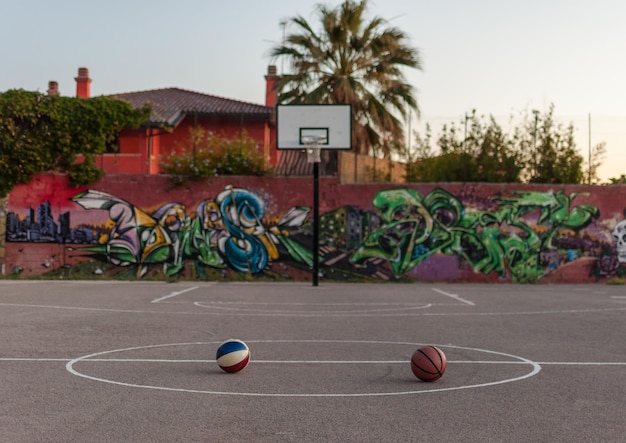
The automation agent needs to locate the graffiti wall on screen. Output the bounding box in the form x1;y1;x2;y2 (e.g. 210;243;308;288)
5;174;626;283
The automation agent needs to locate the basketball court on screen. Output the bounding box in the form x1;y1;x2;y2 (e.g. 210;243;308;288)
0;280;624;442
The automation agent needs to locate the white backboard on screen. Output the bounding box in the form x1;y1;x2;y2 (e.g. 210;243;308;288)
276;104;352;150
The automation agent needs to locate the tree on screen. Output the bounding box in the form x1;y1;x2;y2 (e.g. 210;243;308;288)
409;111;522;183
270;0;421;159
608;174;626;185
0;89;149;196
518;105;584;184
463;113;522;183
408;105;591;184
404;123;433;182
583;141;606;185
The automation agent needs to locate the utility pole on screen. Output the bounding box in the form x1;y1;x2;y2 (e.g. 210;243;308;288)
587;112;591;185
406;110;412;181
464;113;469;181
279;19;287;74
532;110;539;181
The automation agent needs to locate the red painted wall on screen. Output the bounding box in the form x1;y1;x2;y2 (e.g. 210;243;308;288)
159;117;269;154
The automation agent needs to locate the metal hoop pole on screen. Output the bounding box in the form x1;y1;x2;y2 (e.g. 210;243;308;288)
313;160;319;287
302;136;325;287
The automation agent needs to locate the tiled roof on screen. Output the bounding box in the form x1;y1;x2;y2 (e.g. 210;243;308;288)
110;87;272;126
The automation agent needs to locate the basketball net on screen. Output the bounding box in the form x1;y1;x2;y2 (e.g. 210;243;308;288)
306;147;322;163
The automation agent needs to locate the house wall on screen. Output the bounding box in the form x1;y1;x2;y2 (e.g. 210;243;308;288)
158;117;269;154
4;173;626;283
107;116;273;175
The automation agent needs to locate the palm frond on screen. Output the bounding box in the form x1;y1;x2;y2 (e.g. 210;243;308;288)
271;0;421;157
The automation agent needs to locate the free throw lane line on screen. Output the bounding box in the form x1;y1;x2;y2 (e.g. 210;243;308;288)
431;288;475;306
152;286;199;303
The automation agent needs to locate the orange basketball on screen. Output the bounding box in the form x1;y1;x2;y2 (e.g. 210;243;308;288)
411;345;447;382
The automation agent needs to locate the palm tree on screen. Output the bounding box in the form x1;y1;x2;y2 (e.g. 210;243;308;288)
271;0;421;168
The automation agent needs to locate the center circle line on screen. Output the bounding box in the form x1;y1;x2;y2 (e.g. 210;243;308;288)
66;340;541;397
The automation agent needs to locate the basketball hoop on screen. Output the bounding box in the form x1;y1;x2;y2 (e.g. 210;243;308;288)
306;147;322;163
302;136;326;164
275;104;353;288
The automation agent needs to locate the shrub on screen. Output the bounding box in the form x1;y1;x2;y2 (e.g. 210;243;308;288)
160;129;272;185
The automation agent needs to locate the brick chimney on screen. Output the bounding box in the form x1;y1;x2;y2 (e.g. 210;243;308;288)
265;65;279;107
47;81;60;96
75;67;92;98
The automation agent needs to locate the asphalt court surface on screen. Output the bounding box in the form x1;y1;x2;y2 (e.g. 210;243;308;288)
0;281;624;442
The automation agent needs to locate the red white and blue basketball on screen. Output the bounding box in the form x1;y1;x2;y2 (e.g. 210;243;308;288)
216;339;250;373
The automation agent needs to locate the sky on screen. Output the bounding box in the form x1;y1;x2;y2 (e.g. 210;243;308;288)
1;0;625;182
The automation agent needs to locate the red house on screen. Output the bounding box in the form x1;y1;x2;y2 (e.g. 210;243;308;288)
56;66;280;174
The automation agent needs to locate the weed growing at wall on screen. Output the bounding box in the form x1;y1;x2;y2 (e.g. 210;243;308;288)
67;154;104;186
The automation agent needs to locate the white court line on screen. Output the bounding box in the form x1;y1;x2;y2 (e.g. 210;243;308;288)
65;341;542;397
611;296;626;299
85;359;626;366
0;303;188;315
431;288;475;306
3;358;625;366
198;301;438;306
151;286;199;303
537;361;626;366
1;302;625;317
193;301;433;314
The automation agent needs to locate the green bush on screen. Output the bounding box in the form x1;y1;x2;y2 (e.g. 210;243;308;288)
160;129;273;185
0;89;149;196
